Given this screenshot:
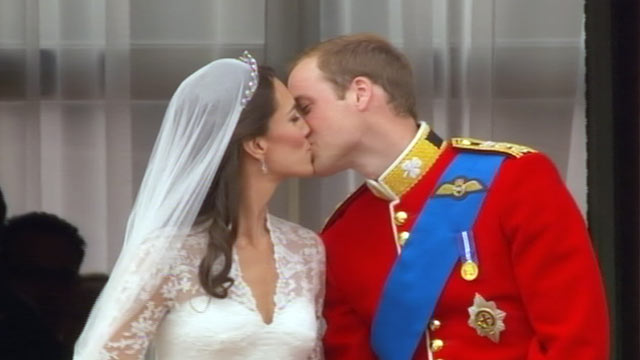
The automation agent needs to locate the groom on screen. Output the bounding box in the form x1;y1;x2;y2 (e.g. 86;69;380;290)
288;34;609;360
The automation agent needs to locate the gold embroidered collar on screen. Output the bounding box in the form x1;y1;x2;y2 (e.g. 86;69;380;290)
366;122;446;201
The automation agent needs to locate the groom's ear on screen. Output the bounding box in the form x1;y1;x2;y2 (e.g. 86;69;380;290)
242;136;268;161
349;76;373;111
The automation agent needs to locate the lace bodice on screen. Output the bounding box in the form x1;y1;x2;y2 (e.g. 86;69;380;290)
97;215;325;360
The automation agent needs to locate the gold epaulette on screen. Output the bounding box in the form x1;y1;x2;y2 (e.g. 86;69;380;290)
451;137;536;158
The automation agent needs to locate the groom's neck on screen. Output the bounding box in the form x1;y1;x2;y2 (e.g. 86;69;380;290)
351;116;419;180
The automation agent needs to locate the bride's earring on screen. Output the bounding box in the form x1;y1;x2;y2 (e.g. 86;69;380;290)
260;158;269;174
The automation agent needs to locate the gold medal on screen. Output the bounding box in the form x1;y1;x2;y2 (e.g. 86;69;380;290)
461;260;479;281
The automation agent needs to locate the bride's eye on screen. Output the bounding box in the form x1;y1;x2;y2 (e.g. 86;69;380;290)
290;113;302;123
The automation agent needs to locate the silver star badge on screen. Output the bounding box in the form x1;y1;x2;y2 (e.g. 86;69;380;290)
467;293;506;343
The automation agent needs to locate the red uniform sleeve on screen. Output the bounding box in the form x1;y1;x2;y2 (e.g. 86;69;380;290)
498;153;609;359
322;256;377;360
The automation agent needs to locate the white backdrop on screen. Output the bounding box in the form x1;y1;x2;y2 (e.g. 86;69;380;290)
0;0;587;273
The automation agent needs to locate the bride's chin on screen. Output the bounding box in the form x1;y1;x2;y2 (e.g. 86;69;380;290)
297;165;315;178
273;165;315;179
306;166;316;178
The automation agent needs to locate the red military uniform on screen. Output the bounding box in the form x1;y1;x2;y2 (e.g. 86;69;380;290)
321;123;609;359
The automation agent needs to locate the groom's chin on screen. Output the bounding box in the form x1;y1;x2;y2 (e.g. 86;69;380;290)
311;160;344;178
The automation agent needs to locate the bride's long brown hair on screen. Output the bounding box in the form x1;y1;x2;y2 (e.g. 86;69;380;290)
195;66;276;298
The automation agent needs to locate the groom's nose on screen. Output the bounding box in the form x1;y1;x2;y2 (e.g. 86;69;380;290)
302;122;311;138
301;122;312;139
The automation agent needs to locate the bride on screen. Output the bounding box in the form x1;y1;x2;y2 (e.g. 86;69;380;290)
74;53;325;359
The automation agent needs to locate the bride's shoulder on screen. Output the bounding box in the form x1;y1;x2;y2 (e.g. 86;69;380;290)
138;223;209;256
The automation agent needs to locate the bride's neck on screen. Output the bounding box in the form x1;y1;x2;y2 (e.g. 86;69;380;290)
236;164;278;247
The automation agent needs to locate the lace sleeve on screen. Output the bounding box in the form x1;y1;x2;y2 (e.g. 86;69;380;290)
75;231;205;360
101;273;176;360
308;232;326;360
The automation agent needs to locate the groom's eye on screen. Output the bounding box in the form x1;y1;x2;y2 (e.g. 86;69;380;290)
299;105;311;115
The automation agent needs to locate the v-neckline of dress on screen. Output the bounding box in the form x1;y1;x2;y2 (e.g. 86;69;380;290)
232;214;281;326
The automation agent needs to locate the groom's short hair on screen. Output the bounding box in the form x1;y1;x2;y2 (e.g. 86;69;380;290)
291;33;417;119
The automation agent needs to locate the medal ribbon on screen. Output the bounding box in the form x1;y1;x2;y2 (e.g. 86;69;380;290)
459;230;478;263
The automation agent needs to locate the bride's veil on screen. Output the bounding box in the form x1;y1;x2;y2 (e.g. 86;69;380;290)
74;53;259;359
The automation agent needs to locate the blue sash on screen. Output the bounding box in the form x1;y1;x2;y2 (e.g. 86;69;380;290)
371;152;505;360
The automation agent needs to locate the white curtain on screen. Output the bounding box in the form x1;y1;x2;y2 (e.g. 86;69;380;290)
0;0;586;274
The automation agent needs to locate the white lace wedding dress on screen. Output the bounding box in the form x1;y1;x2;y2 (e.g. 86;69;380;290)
100;215;325;360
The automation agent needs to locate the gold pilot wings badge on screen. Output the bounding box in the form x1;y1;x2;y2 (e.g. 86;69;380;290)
434;177;485;199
